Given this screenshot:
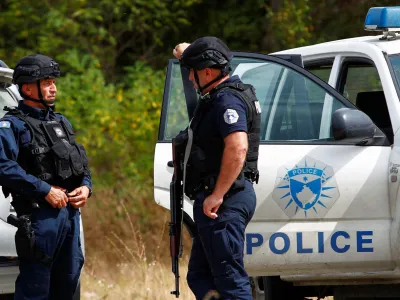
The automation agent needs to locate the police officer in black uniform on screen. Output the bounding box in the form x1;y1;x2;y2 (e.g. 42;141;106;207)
173;37;261;300
0;54;92;299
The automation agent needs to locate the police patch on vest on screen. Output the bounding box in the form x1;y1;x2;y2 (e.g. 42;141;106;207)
0;121;10;128
223;109;239;124
254;101;262;114
53;127;65;138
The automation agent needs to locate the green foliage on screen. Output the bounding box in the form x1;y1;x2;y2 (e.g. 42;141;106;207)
169;0;268;53
308;0;400;44
0;0;200;79
170;0;400;55
265;0;312;51
56;54;164;185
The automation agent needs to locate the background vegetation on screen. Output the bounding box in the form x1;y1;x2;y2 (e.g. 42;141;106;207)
1;0;399;298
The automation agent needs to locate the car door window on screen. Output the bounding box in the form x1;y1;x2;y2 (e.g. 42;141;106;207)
163;57;283;140
305;60;334;83
339;62;383;104
249;63;346;141
163;64;189;140
337;60;392;143
230;59;346;142
160;54;354;144
232;59;286;138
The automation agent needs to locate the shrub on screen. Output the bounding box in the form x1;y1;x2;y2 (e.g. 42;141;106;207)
56;53;164;186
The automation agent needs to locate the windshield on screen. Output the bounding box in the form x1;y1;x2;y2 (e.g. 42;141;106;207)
389;54;400;94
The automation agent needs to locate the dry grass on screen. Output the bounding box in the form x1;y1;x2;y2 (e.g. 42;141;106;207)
81;256;195;300
81;183;175;265
80;188;195;300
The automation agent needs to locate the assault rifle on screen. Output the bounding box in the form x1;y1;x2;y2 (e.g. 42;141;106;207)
169;135;186;298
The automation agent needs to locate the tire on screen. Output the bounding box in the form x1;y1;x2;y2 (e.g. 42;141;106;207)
334;284;400;299
251;276;266;300
0;294;14;300
263;276;305;300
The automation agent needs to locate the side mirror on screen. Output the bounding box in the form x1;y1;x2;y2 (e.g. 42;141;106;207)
332;108;376;144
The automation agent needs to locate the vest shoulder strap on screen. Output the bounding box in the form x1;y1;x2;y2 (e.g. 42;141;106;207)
213;81;248;92
3;108;37;143
54;112;64;120
4;106;22;116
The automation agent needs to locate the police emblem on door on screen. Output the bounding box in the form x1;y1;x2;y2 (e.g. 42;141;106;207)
272;156;339;218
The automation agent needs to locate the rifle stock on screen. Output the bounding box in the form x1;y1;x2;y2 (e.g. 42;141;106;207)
169;137;185;298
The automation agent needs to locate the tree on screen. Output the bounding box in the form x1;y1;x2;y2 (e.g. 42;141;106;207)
0;0;199;81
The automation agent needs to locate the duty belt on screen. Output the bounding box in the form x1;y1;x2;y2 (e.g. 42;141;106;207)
244;170;259;184
195;171;257;194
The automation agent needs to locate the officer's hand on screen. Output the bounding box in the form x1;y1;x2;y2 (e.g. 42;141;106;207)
203;194;223;219
45;186;68;209
173;43;190;59
67;186;90;208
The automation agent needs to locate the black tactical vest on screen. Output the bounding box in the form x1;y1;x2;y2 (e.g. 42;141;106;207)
184;81;261;197
5;108;89;191
214;82;261;177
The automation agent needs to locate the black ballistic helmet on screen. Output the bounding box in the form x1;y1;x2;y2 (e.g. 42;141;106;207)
13;54;60;85
181;37;233;93
181;36;233;70
13;54;60;107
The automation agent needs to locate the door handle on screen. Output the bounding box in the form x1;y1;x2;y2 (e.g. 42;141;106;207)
167;161;174;167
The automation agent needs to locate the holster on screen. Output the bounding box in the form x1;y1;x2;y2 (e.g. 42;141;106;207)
14;215;35;261
8;214;52;267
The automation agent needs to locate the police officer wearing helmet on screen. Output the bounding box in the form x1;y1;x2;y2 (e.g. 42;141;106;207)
173;37;261;300
0;54;92;299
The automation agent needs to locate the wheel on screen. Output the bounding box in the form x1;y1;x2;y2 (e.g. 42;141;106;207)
334;284;400;300
251;276;265;300
263;276;305;300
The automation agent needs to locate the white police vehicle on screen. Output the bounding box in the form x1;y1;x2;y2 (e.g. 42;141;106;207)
0;66;83;299
0;67;22;299
154;7;400;299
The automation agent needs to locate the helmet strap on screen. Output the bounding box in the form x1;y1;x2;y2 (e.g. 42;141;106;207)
19;81;53;109
36;80;43;102
193;70;203;94
195;64;231;94
36;80;53;110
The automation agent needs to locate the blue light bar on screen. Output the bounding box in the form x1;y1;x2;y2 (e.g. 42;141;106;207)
364;7;400;31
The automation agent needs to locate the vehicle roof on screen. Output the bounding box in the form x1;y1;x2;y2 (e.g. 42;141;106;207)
0;67;13;84
273;34;400;56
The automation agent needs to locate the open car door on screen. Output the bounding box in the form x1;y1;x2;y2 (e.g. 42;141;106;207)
154;52;392;278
